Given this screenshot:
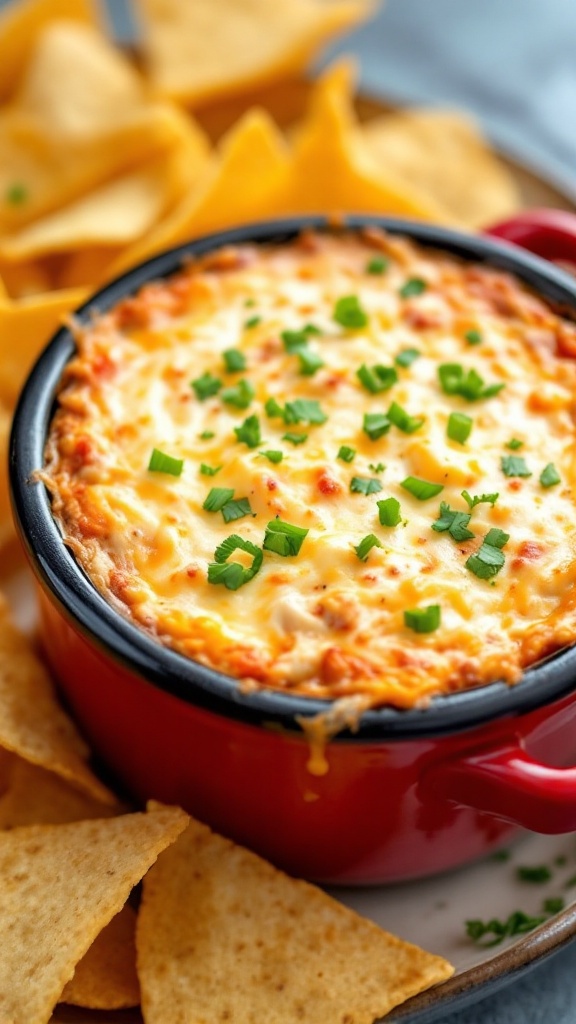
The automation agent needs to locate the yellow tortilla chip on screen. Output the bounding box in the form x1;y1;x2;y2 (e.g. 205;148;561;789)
52;247;119;289
0;593;116;805
0;22;208;231
137;815;454;1024
273;60;458;223
0;0;100;103
60;904;139;1010
362;108;521;228
138;0;376;106
0;286;86;407
0;404;15;553
0;259;54;298
0;759;120;828
108;108;289;277
0;804;188;1024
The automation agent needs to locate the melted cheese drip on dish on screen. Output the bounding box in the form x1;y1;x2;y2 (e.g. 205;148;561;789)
45;231;576;708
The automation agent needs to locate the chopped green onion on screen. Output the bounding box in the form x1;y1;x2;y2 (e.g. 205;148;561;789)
465;329;482;346
223;348;247;372
259;450;283;464
191;372;222;400
540;463;561;488
394;348;420;368
234;414;261;448
337;445;356;463
387;401;425;434
355;534;383;561
501;454;532;478
363;412;391;440
466;911;546;947
221;497;253;523
263;519;309;556
506;438;523;450
5;183;27;206
447;411;473;444
296;348;324;376
283;399;327;425
265;396;284;418
431;502;474;541
281;325;320;351
356;363;398;394
369;462;385;473
221;379;255;409
147;448;184;477
465;529;509;580
401;476;444;501
283;432;308;445
199;430;215;440
366;256;389;275
404;605;441;633
544;897;565;914
517;865;552;883
202;487;234;512
350;476;382;496
461;490;499;509
333;294;369;329
244;315;261;328
399;277;426;299
207;534;263;591
438;363;505;401
200;463;222;476
244;297;256;307
377;497;401;527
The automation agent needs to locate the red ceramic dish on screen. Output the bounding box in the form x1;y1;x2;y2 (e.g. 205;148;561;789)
11;213;576;885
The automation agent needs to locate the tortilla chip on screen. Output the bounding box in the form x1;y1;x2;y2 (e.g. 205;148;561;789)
108;108;289;277
0;0;101;103
0;804;188;1024
60;904;139;1010
273;60;458;224
137;815;454;1024
0;22;208;231
0;259;54;298
0;404;15;553
137;0;376;106
362;108;521;228
0;286;86;407
0;594;117;805
0;759;121;828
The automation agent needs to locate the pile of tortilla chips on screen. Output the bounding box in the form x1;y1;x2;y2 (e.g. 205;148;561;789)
0;0;531;1017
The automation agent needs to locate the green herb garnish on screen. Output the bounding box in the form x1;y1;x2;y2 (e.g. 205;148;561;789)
363;412;391;441
337;445;356;463
387;401;425;434
284;399;327;425
244;315;261;329
401;476;444;501
432;502;475;541
207;535;263;591
5;183;27;206
399;277;427;299
404;605;441;633
501;454;532;478
191;372;222;401
366;256;389;275
465;528;509;580
234;414;261;448
263;519;308;556
517;865;552;883
221;497;253;524
202;487;234;512
221;379;255;409
395;348;420;368
506;438;523;450
466;911;546;947
333;294;369;329
281;325;320;351
259;450;283;464
200;464;222;476
283;432;308;445
296;348;324;376
223;348;247;372
355;534;383;561
447;411;473;445
265;397;284;418
377;497;402;527
465;329;482;346
438;363;505;401
540;463;561;488
461;490;499;509
369;462;385;473
199;430;215;440
350;476;382;496
147;448;184;477
357;363;398;394
544;897;565;914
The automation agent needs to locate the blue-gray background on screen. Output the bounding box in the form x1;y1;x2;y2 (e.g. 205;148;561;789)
4;0;576;1019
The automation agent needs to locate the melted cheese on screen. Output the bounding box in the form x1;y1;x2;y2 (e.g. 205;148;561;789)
44;230;576;708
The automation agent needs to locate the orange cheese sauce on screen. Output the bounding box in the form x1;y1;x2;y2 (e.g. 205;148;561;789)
44;229;576;709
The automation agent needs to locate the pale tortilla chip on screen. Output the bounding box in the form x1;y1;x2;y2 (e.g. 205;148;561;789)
0;286;87;407
0;0;100;103
0;805;188;1024
108;108;289;277
0;404;15;552
0;759;120;828
0;594;117;805
60;904;139;1010
0;22;208;231
137;815;454;1024
362;108;521;228
137;0;376;106
0;258;54;298
273;60;459;224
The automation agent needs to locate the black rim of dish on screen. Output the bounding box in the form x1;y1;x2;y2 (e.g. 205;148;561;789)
10;214;576;741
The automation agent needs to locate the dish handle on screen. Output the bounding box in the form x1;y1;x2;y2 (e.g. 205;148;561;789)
423;742;576;833
485;208;576;266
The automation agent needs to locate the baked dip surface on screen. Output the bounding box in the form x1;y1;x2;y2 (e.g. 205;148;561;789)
44;229;576;709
